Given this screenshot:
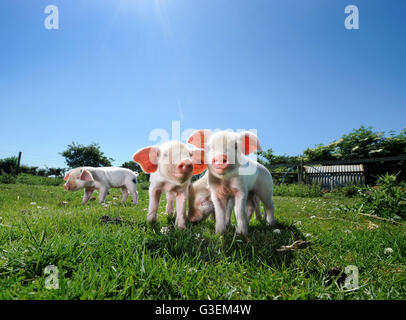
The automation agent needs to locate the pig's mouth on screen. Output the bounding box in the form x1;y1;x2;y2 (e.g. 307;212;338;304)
211;164;230;175
212;163;228;170
173;169;193;181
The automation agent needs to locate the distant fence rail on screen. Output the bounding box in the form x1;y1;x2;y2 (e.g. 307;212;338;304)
265;154;406;187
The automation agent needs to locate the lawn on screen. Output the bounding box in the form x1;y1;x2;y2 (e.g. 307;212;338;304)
0;183;405;299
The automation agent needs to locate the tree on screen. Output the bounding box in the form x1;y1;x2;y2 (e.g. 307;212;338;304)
303;143;337;162
335;126;384;159
121;161;149;182
121;161;141;173
0;157;18;175
302;126;406;161
61;142;114;169
256;149;300;166
47;167;65;177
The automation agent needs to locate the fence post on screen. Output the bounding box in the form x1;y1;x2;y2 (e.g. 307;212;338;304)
16;152;22;174
298;161;304;184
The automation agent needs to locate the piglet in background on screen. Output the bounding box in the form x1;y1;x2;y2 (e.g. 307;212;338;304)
188;171;262;223
133;141;207;229
188;130;275;236
63;167;139;205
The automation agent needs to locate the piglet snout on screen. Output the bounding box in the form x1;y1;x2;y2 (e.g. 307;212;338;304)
212;154;229;170
177;160;193;174
63;183;69;190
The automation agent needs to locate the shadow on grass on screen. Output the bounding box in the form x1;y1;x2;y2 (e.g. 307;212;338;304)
144;218;305;269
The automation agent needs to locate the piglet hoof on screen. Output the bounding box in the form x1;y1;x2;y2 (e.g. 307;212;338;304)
215;226;227;235
147;215;158;225
177;224;186;230
266;218;277;227
236;232;249;242
236;229;248;237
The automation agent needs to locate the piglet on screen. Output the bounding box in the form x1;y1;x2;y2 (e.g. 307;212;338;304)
132;141;207;229
188;130;276;235
63;167;139;205
188;171;262;223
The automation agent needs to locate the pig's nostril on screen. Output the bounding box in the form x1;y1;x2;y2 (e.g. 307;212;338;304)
177;160;193;173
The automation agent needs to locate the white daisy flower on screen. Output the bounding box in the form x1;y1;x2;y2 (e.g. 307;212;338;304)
384;248;393;255
160;226;169;234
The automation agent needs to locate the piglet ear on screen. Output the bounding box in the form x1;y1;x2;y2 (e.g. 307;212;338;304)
80;169;94;181
133;146;160;173
191;149;207;175
64;171;71;181
240;131;262;155
187;130;211;149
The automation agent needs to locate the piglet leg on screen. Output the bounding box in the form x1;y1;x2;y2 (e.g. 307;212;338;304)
212;192;227;234
175;191;187;229
225;197;235;228
256;188;276;226
165;191;175;217
254;196;262;220
234;192;248;236
121;187;129;203
126;181;138;206
132;191;139;206
98;187;108;204
82;188;94;205
148;188;162;224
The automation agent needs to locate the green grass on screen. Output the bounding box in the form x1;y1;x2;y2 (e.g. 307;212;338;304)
0;183;405;300
16;173;65;186
273;183;323;198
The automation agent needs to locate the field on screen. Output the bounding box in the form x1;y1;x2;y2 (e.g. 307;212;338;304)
0;182;405;300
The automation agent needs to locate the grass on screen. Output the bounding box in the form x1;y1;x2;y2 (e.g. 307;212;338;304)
0;183;405;300
273;183;323;198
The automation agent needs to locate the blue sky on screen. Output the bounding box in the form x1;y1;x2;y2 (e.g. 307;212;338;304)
0;0;405;168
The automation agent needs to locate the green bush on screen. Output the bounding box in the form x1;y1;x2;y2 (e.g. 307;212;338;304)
355;173;406;219
0;173;17;184
274;183;323;198
340;184;360;198
16;173;64;186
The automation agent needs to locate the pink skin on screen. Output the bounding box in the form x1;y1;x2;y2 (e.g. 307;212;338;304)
63;167;139;205
64;168;99;204
188;173;262;223
133;141;207;229
188;130;275;236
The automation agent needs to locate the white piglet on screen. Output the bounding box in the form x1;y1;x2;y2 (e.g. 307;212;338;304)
132;141;207;229
188;130;276;236
63;167;139;206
